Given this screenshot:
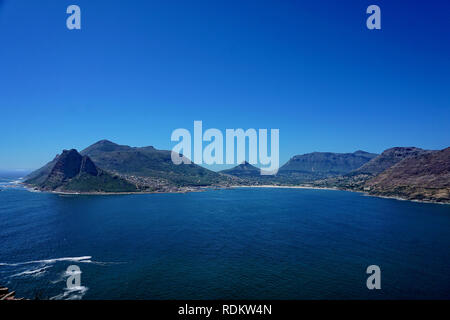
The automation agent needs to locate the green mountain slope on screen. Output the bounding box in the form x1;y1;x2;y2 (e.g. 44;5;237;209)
79;140;226;186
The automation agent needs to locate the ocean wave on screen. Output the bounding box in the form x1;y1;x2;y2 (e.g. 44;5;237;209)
81;260;126;266
0;256;92;267
10;266;50;278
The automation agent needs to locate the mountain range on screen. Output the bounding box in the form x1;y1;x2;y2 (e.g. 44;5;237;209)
311;147;432;189
26;140;231;192
24;140;450;202
219;151;379;184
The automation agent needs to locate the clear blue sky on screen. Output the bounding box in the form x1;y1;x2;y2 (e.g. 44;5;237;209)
0;0;449;171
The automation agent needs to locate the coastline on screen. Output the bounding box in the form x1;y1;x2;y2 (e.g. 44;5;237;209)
15;182;449;205
236;185;449;205
19;183;206;196
232;185;340;191
362;193;450;205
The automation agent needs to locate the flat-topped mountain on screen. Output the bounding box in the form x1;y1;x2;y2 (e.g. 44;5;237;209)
220;161;260;177
274;150;377;183
25;149;137;193
366;147;450;202
279;150;377;175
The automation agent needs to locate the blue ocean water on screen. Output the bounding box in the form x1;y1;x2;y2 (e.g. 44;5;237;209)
1;179;450;299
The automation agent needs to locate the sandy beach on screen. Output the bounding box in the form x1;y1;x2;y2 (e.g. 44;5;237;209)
233;185;340;191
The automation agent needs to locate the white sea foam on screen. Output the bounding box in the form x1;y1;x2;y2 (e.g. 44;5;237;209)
50;286;89;300
0;256;92;267
11;266;50;278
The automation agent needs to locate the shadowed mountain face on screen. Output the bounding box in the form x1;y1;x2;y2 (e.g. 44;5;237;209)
277;151;377;182
44;149;94;186
220;161;260;177
352;147;431;176
79;140;225;186
26;149;137;193
25;150;81;187
366;147;450;202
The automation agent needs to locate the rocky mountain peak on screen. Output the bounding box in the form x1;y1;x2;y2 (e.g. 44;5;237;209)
80;155;98;176
51;149;84;180
42;149;100;189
